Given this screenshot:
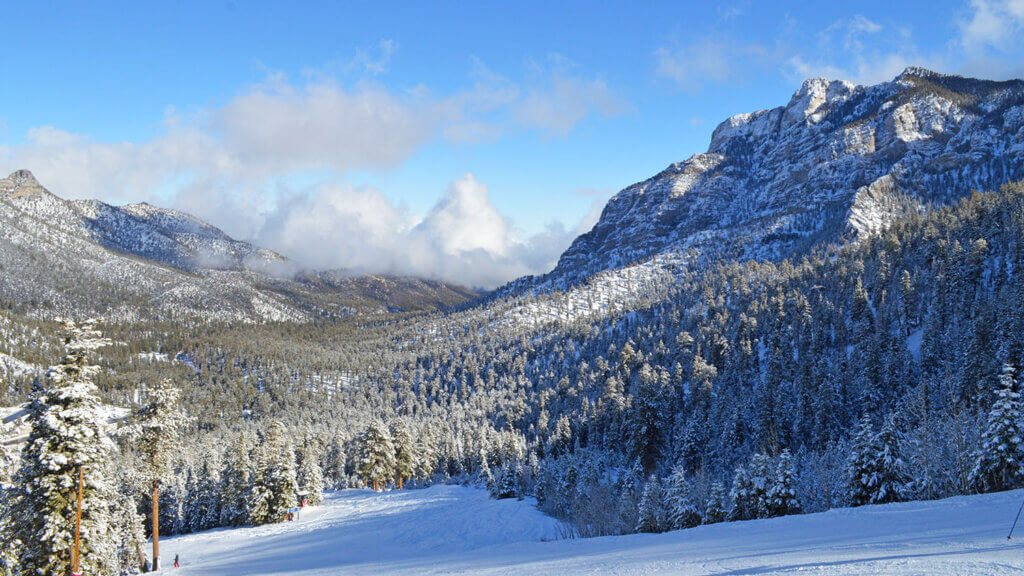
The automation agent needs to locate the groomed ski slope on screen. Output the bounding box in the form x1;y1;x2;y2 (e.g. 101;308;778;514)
167;485;1024;575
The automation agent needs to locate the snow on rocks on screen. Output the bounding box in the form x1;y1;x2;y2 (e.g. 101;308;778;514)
508;68;1024;299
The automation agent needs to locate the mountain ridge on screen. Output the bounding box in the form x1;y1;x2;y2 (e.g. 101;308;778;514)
497;67;1024;296
0;170;477;321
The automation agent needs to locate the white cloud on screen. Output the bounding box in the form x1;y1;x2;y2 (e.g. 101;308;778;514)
214;79;435;173
512;58;627;138
0;53;629;287
958;0;1024;52
348;39;398;75
257;174;590;288
782;16;934;85
655;39;757;91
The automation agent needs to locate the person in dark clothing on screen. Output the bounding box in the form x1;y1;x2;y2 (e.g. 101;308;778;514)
174;553;180;568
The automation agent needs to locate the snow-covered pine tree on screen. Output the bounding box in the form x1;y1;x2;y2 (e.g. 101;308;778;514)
970;364;1024;492
847;415;877;507
478;450;495;492
390;420;415;489
0;444;13;530
728;465;754;521
745;450;770;518
220;432;252;526
132;377;190;570
324;436;348;489
358;420;396;491
664;465;701;529
247;452;273;526
198;458;223;530
297;439;325;506
494;462;519;499
765;449;801;517
110;469;147;574
868;414;913;504
264;421;299;522
0;445;17;576
12;319;118;576
704;481;727;525
635;475;669;533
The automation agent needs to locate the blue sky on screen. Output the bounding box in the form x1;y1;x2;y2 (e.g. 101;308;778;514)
2;0;1023;286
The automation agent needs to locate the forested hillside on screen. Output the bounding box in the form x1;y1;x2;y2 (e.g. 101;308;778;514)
5;181;1022;555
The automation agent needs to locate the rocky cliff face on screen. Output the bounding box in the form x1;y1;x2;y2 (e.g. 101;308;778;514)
530;68;1024;291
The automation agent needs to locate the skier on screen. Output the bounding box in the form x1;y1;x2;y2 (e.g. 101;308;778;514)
174;553;180;568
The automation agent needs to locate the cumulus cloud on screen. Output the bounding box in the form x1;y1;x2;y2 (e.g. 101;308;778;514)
958;0;1024;52
257;174;590;288
953;0;1024;78
214;79;435;173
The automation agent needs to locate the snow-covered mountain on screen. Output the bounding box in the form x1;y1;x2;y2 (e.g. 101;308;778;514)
0;170;475;321
1;169;288;274
515;67;1024;292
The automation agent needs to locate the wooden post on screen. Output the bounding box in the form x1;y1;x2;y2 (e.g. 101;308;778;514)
152;478;160;570
72;466;84;576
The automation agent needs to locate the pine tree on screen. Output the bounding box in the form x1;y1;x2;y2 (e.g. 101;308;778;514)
220;432;252;526
869;415;913;504
325;437;348;489
847;415;877;507
664;466;701;529
494;463;519;499
390;420;415;490
12;320;118;576
358;421;396;491
132;377;190;570
247;422;298;525
110;472;146;574
297;439;325;506
765;449;801;517
747;453;774;518
970;364;1024;492
635;475;669;533
728;465;757;521
703;482;727;525
264;422;299;522
0;445;19;576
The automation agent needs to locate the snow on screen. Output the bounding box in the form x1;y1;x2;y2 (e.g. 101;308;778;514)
906;328;924;362
166;485;1024;575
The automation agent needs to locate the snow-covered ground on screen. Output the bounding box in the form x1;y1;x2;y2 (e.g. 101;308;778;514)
166;485;1024;575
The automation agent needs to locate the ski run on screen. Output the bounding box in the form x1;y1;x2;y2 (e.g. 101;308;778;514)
165;484;1024;575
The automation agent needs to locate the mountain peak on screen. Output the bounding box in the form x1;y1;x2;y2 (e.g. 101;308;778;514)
0;169;48;199
895;66;945;82
523;68;1024;292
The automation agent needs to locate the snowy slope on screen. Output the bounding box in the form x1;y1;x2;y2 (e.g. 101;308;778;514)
167;485;1024;575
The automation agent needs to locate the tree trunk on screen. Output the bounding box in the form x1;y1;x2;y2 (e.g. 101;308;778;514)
373;479;379;492
397;475;403;490
152;478;160;571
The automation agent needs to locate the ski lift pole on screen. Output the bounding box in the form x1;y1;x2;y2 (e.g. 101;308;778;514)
1008;496;1024;540
72;466;84;576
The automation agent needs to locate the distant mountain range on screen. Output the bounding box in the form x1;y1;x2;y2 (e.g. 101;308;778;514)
502;67;1024;294
0;170;476;322
4;68;1024;321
